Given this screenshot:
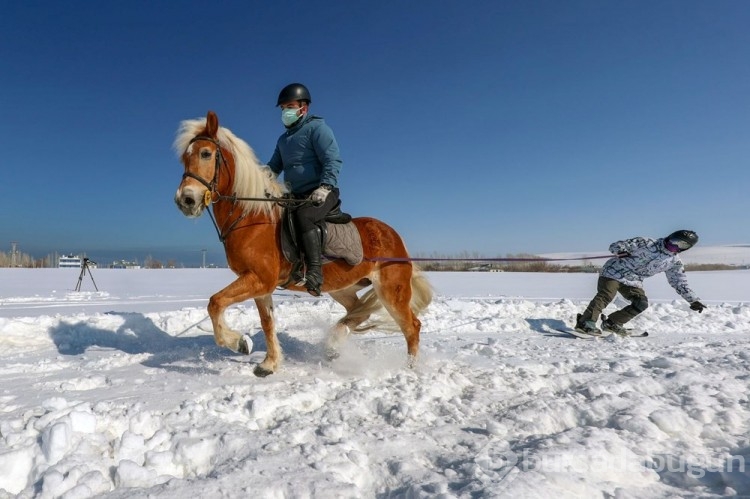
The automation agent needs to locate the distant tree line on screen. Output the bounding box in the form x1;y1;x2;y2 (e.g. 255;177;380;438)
683;263;745;271
413;252;595;272
413;252;743;272
142;256;180;269
0;250;51;268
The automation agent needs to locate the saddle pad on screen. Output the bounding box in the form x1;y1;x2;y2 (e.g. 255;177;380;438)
323;222;363;266
279;220;363;267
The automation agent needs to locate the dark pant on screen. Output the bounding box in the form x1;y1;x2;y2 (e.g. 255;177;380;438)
291;187;340;296
293;188;340;232
581;276;649;325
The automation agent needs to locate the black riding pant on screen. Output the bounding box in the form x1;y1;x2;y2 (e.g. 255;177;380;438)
293;188;340;233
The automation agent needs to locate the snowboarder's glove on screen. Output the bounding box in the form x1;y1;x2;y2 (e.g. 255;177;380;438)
690;301;706;313
617;252;631;258
310;184;332;206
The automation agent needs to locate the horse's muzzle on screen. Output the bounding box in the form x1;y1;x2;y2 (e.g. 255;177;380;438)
175;187;205;218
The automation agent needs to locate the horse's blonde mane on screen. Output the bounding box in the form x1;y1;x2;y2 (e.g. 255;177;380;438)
174;117;285;218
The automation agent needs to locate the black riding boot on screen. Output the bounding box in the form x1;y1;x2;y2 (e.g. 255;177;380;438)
300;228;323;297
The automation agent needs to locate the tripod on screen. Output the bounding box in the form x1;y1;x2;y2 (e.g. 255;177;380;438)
75;258;99;292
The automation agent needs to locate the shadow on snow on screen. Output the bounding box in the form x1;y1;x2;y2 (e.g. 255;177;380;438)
525;318;573;338
46;311;324;373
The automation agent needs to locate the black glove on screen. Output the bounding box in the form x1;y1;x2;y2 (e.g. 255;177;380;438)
690;301;706;313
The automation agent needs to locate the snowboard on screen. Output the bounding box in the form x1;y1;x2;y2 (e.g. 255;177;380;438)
547;325;611;340
545;323;648;339
600;314;649;337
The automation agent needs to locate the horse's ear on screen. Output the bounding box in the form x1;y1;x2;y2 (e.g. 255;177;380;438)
206;111;219;138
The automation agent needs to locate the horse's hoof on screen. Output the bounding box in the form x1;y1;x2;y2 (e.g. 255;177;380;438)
238;334;253;355
253;365;274;377
325;347;340;361
407;355;417;369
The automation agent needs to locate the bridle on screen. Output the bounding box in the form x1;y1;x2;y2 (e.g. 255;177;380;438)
181;136;225;208
180;135;310;244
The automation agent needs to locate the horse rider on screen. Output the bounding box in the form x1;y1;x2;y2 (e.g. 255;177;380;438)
267;83;344;296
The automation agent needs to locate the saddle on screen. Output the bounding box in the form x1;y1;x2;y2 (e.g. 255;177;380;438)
279;200;363;286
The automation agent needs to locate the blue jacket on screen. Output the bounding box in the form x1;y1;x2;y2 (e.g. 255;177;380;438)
267;115;343;194
601;237;699;303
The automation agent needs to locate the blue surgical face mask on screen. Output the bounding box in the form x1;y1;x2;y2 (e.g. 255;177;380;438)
281;107;302;126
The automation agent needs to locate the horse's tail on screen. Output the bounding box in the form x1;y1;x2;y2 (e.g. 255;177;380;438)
408;266;433;316
349;265;433;333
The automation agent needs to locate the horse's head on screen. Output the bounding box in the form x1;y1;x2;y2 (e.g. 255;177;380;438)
174;111;284;221
174;111;226;218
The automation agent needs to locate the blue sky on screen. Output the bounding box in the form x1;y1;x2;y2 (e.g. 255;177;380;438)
2;1;749;266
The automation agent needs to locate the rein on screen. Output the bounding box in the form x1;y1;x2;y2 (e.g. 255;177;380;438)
182;135;310;244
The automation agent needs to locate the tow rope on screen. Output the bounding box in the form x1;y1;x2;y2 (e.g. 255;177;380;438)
364;255;613;263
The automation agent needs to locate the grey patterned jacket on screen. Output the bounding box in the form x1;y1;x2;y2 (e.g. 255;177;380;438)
600;237;699;303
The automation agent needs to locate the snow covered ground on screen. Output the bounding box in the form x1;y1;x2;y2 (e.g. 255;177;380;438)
1;268;749;498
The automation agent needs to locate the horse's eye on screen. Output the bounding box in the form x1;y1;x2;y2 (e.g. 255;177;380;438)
200;150;212;160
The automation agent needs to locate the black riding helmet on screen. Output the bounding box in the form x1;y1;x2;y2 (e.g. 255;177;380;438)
665;230;699;252
277;83;311;106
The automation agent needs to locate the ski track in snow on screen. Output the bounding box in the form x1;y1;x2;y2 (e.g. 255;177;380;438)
0;271;749;498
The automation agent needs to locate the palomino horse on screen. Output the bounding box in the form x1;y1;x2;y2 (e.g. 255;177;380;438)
174;111;432;377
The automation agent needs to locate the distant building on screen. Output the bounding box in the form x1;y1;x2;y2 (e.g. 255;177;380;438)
58;255;97;269
110;260;141;269
468;264;496;272
58;254;82;268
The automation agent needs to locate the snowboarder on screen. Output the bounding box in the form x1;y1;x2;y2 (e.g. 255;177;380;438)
575;230;706;336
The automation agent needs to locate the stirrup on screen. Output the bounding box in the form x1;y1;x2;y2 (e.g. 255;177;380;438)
295;270;307;286
290;261;305;285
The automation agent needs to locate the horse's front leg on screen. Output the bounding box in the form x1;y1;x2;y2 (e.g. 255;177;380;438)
252;294;280;377
207;273;265;354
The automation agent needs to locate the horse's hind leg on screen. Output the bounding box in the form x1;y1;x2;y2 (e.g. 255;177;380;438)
327;286;369;358
375;263;422;362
